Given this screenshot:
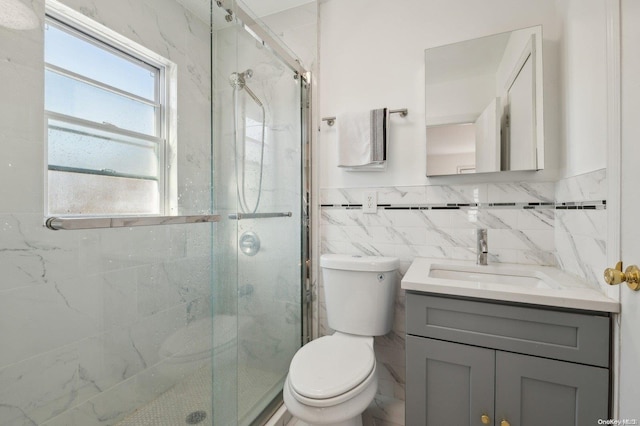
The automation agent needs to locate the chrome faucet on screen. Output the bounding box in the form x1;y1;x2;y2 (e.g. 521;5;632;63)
477;228;488;265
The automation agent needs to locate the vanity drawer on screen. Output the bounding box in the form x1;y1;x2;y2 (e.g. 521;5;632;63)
406;293;610;367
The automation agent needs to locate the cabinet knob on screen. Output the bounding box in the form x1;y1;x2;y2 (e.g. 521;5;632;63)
481;414;491;424
501;420;511;426
604;261;640;291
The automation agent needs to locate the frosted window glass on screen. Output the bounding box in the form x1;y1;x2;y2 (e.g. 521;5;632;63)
44;14;169;216
48;119;159;178
45;22;156;101
48;170;159;215
45;70;157;136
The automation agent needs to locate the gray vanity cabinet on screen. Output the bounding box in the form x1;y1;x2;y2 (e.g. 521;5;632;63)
495;351;608;425
406;335;495;425
406;293;611;426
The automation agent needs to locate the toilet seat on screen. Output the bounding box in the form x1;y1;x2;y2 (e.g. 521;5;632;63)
286;363;377;409
288;334;375;407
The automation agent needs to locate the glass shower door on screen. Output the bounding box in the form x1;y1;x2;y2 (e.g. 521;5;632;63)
212;2;307;424
233;25;304;425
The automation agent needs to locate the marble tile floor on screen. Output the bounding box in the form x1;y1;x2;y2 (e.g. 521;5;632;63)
285;395;405;426
117;363;283;426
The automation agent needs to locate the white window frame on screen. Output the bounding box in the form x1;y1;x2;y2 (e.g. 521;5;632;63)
44;0;177;216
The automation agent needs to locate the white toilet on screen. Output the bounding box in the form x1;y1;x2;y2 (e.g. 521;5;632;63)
284;254;399;426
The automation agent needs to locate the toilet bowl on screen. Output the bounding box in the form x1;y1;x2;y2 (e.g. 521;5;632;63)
284;255;399;426
284;333;378;426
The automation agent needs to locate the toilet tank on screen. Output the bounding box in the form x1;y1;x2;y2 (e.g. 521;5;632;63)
320;254;399;336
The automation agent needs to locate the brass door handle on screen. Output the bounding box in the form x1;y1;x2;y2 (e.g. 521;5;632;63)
481;414;490;424
501;420;511;426
604;261;640;291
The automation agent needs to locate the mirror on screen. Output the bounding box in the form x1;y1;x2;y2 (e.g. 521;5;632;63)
425;25;544;176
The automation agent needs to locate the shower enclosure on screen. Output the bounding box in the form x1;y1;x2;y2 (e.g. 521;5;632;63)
211;1;311;424
0;0;309;425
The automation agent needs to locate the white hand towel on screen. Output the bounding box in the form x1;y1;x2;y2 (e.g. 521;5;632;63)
337;109;387;168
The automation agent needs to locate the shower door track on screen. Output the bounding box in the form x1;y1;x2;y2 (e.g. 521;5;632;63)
217;1;308;80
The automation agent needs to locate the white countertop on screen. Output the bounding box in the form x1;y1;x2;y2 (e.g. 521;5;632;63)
401;257;620;313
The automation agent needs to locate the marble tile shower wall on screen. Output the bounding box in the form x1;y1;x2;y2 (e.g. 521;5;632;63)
318;172;607;425
0;219;214;426
0;0;214;424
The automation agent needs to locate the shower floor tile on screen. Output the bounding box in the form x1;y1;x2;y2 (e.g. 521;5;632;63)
117;365;213;426
116;363;283;426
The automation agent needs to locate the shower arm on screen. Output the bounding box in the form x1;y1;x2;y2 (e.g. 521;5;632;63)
242;84;263;108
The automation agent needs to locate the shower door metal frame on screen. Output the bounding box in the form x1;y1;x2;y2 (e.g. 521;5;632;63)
301;74;312;347
219;0;307;77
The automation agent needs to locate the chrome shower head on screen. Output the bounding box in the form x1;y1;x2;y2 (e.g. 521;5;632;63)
229;69;253;89
229;72;244;89
229;69;263;107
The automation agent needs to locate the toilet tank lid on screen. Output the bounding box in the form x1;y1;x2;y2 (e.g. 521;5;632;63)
320;254;399;272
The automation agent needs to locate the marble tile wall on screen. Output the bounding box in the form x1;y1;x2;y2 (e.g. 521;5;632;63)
555;169;608;293
320;181;557;274
318;173;607;426
0;0;215;424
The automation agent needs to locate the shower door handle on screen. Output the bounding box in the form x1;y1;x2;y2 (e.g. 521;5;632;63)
228;212;292;220
45;214;221;230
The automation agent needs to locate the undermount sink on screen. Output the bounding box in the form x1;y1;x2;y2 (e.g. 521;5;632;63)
428;265;553;289
400;257;621;313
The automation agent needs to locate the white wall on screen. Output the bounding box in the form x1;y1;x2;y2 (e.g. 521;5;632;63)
557;0;608;177
258;2;317;71
319;0;563;189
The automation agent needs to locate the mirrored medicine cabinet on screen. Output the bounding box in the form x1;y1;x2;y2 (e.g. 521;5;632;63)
425;25;544;176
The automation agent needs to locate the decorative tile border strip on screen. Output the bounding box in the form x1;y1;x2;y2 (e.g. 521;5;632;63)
555;200;606;209
320;200;606;210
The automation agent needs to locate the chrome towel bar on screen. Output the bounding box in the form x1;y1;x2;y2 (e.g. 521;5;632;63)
45;214;221;230
322;108;408;126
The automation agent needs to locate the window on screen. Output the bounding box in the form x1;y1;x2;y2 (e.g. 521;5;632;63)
44;7;173;215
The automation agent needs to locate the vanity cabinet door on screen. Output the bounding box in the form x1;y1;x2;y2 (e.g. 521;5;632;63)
406;336;495;426
495;351;609;426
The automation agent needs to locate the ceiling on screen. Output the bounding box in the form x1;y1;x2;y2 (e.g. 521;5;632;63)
241;0;314;18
